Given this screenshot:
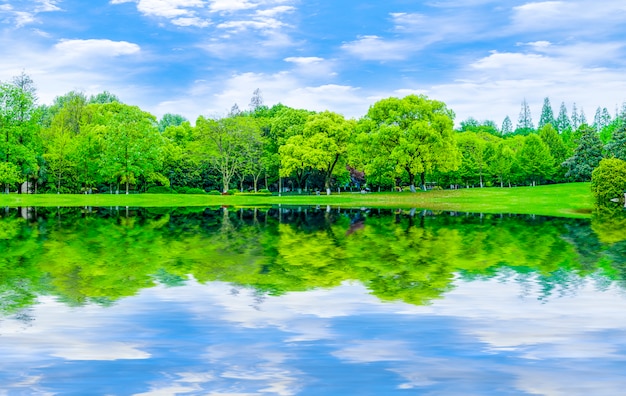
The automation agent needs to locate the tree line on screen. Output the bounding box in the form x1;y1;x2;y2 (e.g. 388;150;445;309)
1;73;626;195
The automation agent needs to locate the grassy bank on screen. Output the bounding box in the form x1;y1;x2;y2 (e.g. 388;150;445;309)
0;182;594;218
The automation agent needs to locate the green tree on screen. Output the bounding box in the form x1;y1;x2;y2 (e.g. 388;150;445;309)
280;111;353;194
0;80;38;193
158;113;187;133
194;115;258;192
94;103;165;194
538;124;568;182
555;102;572;133
591;158;626;203
605;123;626;161
362;95;460;192
518;134;554;185
562;125;604;181
538;97;555;129
489;141;515;187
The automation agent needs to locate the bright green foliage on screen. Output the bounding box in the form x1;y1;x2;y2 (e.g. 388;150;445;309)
267;106;314;188
539;124;569;182
538;97;555;129
158;113;187;133
0;162;22;188
591;158;626;203
362;95;459;192
280;111;353;193
489;140;515;187
194;115;261;192
459;118;500;136
562;125;604;181
0;81;39;193
454;132;495;187
93;103;165;194
517;134;554;185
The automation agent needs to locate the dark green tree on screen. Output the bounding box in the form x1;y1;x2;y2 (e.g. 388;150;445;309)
562;125;604;181
605;123;626;161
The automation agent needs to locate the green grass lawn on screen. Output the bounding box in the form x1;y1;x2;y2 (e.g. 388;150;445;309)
0;182;594;218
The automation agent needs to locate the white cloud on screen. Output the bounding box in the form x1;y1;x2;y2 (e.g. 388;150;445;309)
0;0;61;27
54;39;141;58
208;0;258;13
342;36;416;61
136;0;205;19
284;57;324;65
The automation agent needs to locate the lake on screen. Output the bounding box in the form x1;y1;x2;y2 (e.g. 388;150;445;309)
1;206;626;395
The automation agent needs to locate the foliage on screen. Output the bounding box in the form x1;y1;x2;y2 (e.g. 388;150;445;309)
562;125;604;181
591;158;626;203
147;186;176;194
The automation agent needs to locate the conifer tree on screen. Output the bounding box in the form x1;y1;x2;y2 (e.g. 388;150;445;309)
501;116;513;135
562;125;604;181
571;103;580;131
516;99;534;133
538;97;555;129
555;102;572;133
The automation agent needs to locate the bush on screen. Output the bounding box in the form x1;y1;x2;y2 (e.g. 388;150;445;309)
226;189;239;195
259;188;271;193
174;186;189;194
146;186;176;194
208;190;221;195
591;158;626;203
184;187;206;194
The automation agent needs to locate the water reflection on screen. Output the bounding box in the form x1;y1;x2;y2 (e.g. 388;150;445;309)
1;206;626;394
1;206;625;314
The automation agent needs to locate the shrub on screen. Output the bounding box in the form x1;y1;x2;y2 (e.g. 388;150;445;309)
591;158;626;203
226;189;239;195
175;186;190;194
146;186;176;194
208;190;221;195
184;187;206;194
259;188;271;193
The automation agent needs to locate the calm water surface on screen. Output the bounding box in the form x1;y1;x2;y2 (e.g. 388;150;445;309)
1;206;626;395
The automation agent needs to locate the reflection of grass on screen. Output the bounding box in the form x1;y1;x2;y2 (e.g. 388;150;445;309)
0;182;594;218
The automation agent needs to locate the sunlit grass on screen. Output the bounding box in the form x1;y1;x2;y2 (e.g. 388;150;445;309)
0;182;594;218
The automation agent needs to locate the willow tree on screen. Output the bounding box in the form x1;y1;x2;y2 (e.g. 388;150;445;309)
361;95;459;192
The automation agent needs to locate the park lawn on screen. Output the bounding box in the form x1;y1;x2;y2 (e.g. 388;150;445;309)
0;182;594;218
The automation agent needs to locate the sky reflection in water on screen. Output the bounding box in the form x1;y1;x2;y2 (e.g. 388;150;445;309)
0;207;626;395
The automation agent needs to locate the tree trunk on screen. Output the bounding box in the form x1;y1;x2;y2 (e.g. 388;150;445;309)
420;172;427;191
126;180;129;195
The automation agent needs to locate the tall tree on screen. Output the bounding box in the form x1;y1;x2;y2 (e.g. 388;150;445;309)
249;88;264;111
94;103;165;194
516;98;534;134
538;97;555;129
562;125;604;181
538;124;568;182
517;134;554;186
280;111;353;194
605;123;626;161
501;116;513;135
194;114;260;193
0;80;38;193
362;95;460;192
571;103;580;131
555;102;572;133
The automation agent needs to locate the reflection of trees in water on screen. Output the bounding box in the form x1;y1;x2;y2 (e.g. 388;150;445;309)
1;205;626;312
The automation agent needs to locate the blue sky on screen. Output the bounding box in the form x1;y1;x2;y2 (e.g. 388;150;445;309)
2;0;626;126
